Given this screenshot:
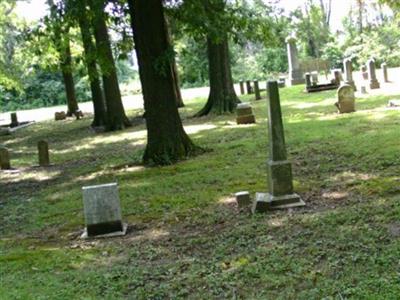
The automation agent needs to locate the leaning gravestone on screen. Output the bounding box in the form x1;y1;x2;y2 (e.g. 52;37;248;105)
253;80;261;100
38;140;50;167
239;80;245;95
0;147;11;170
10;113;19;128
252;81;305;213
82;183;127;238
344;58;356;91
367;59;380;89
381;63;389;83
335;84;355;114
286;35;304;85
236;103;256;124
246;80;253;94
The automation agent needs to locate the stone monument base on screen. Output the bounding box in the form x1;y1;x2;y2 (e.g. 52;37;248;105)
81;223;128;239
252;192;305;213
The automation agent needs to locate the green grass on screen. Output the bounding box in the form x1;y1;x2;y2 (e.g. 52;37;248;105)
1;85;400;299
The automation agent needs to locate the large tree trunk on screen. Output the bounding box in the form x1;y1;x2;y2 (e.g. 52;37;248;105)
128;0;198;165
78;3;107;128
60;40;80;117
89;0;130;131
195;35;238;117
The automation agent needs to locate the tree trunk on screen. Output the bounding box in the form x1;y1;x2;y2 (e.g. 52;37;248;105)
89;0;130;131
195;35;238;117
128;0;198;165
60;40;80;117
78;3;107;127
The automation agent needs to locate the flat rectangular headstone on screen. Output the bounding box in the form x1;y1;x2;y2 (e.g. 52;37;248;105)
82;183;125;238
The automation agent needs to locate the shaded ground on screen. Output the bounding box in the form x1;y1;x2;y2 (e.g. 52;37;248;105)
1;85;400;299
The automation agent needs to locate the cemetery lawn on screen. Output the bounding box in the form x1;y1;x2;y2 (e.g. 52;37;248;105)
1;85;400;299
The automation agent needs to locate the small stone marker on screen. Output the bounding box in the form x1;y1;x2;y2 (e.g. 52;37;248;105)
305;73;312;89
361;86;367;94
239;80;245;95
246;80;253;94
367;59;380;89
10;113;19;128
0;147;11;170
38;140;50;167
253;80;261;100
235;191;251;208
335;84;355;114
381;63;389;83
278;77;286;88
361;65;368;80
252;81;305;213
55;111;67;121
236;103;256;124
311;71;318;85
343;58;356;91
82;183;127;238
332;69;341;86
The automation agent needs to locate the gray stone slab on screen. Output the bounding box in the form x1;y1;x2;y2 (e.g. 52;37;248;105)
235;191;251;208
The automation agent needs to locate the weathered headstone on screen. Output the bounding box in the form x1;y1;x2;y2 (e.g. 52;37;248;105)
10;113;19;128
332;69;341;86
367;59;380;89
311;71;318;86
253;80;261;100
55;111;67;121
235;191;251;208
286;35;305;86
236;103;256;124
335;84;355;114
0;147;11;170
361;86;367;94
252;81;305;213
82;183;126;238
304;73;312;89
38;140;50;167
246;80;253;94
361;65;368;80
381;63;389;83
343;58;356;91
278;76;286;88
239;80;245;95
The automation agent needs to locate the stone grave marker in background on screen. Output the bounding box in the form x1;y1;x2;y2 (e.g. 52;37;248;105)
286;35;305;85
10;113;19;128
38;140;50;167
246;80;253;94
252;81;305;213
332;69;341;86
311;71;319;85
0;147;11;170
367;59;380;89
253;80;261;100
344;58;356;91
305;73;312;89
361;65;368;80
235;191;251;208
381;63;389;83
361;86;367;94
82;183;127;238
335;84;355;114
236;103;256;124
239;80;245;95
278;76;286;88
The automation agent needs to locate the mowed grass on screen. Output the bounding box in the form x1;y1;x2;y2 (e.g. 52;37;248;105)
1;85;400;299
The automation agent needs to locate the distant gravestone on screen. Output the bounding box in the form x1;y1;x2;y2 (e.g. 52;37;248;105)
0;147;11;170
278;77;286;88
82;183;127;238
236;103;256;124
361;86;367;94
252;81;305;213
304;73;312;89
381;63;389;83
332;69;341;86
235;191;251;208
55;112;67;121
286;35;305;85
367;59;380;89
361;65;368;80
335;84;355;114
239;80;245;95
311;71;318;85
253;80;261;100
10;113;19;128
246;80;253;94
344;58;356;91
38;140;50;167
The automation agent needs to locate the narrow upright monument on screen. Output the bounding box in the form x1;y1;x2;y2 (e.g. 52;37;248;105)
286;35;304;86
381;63;389;83
239;80;245;95
252;81;305;213
38;140;50;167
253;80;261;100
367;59;380;89
10;113;19;128
344;58;356;91
0;147;11;170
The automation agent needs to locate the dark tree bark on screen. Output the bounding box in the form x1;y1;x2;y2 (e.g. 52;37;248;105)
89;0;130;131
77;2;107;127
195;35;238;117
128;0;198;165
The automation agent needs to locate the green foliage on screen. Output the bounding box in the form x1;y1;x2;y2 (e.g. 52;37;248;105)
321;42;344;69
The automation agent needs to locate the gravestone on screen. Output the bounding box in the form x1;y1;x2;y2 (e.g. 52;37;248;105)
252;81;305;213
367;59;380;89
304;73;312;89
239;80;245;95
38;140;50;167
236;103;256;124
55;111;67;121
82;183;127;238
235;191;251;208
278;76;286;88
361;86;367;94
332;69;341;85
253;80;261;100
286;35;305;86
381;63;389;83
10;113;19;128
335;84;355;114
361;65;368;80
0;147;11;170
246;80;253;94
311;71;318;85
343;58;356;91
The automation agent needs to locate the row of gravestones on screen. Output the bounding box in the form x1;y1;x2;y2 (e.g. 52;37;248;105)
78;81;302;239
238;79;286;100
0;141;50;170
